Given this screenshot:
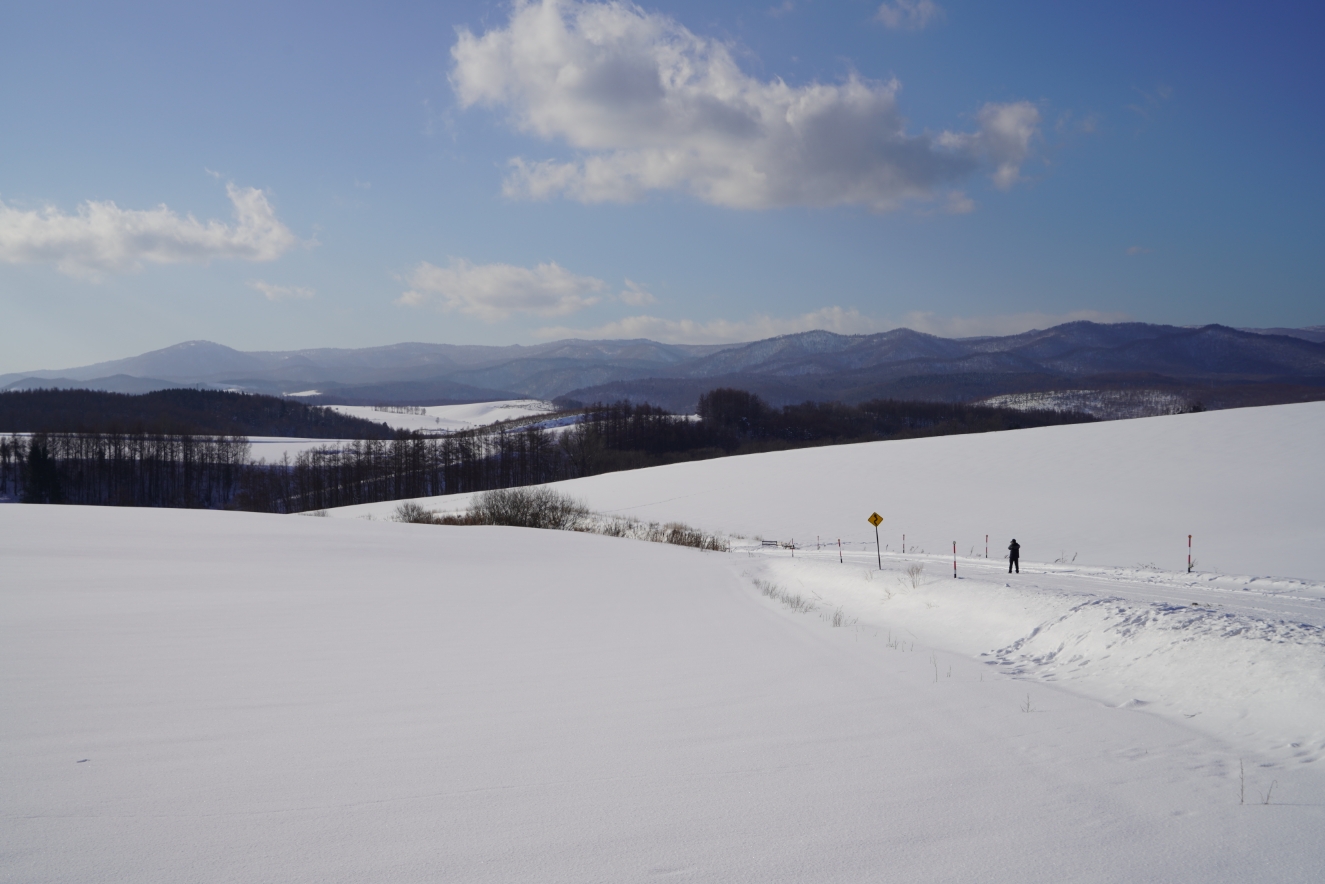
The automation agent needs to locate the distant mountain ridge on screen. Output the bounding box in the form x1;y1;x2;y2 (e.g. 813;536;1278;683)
4;322;1323;411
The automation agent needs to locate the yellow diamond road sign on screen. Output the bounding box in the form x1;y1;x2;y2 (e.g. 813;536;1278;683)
868;512;883;527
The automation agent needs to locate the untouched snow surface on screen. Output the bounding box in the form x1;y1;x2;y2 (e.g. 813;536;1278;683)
4;505;1324;882
328;399;556;434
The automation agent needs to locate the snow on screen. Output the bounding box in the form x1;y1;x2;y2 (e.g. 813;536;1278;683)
326;399;556;434
328;402;1325;775
245;435;359;461
339;401;1325;582
4;402;1325;881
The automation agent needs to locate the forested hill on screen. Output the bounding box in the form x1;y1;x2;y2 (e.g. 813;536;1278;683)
0;389;395;438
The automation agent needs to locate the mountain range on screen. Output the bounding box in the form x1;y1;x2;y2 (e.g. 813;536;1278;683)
4;323;1324;412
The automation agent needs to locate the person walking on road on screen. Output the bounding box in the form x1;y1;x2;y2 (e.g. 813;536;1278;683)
1008;539;1021;574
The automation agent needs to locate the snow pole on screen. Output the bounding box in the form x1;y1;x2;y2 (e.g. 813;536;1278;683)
838;538;843;563
1188;534;1193;573
953;541;957;579
986;534;989;559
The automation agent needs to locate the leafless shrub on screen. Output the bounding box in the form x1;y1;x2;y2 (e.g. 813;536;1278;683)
426;488;732;552
393;501;438;524
582;514;729;551
435;512;482;526
905;564;925;588
470;487;589;530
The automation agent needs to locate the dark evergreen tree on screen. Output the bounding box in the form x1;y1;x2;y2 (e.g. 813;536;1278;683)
21;437;63;504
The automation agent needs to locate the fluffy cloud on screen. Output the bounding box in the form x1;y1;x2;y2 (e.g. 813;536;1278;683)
537;307;1130;344
249;280;315;301
875;0;944;31
0;183;299;278
451;0;1039;211
398;258;606;321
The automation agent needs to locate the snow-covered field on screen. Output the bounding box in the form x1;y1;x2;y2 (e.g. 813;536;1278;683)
4;403;1324;882
327;399;556;434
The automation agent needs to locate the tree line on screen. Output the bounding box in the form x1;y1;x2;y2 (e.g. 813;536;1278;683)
0;388;394;438
1;433;251;508
1;389;1093;512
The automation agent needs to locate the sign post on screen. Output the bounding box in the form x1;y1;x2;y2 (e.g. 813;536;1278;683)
868;512;883;570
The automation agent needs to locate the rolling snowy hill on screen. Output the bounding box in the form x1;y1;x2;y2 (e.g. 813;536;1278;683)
335;401;1325;583
3;506;1323;883
4;402;1323;882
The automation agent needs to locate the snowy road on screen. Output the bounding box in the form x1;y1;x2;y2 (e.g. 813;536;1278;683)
794;547;1325;628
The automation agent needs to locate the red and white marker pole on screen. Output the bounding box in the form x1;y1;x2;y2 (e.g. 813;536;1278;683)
838;538;843;563
985;534;989;559
1188;534;1193;573
953;541;957;579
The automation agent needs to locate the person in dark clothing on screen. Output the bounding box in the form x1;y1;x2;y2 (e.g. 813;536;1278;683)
1008;539;1020;573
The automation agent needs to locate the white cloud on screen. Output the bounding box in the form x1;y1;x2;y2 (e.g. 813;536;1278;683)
537;307;1130;343
0;183;300;278
618;279;656;306
249;280;315;301
875;0;944;31
398;258;606;321
936;102;1041;190
451;0;1039;211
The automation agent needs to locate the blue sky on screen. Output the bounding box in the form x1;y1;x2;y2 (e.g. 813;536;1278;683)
2;0;1322;372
